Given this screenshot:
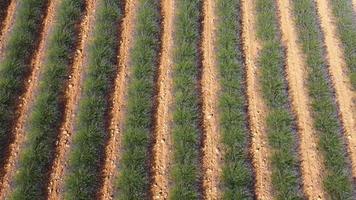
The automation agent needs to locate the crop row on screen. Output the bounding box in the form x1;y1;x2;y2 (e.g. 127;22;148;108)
64;0;122;199
116;0;160;199
11;0;86;199
0;0;47;169
216;0;254;199
169;0;202;199
291;0;353;198
327;0;356;87
255;0;303;199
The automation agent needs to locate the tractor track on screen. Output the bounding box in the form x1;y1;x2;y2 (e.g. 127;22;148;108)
47;0;97;199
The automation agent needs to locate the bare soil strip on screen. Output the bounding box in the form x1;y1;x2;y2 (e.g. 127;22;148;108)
315;0;356;180
200;0;221;199
241;0;273;199
47;0;96;199
150;0;174;199
0;0;58;198
0;0;16;59
353;0;356;13
0;0;11;34
276;0;326;199
99;0;137;199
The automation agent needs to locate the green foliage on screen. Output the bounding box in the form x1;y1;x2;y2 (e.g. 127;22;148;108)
216;0;253;199
116;0;160;199
327;0;356;88
169;0;202;199
11;0;86;199
291;0;353;199
64;1;121;199
255;0;303;199
0;0;47;169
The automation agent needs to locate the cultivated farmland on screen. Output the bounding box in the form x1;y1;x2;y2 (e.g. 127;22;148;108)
0;0;355;199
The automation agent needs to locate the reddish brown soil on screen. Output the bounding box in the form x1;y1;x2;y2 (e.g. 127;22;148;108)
0;0;12;37
99;0;137;199
47;0;97;199
0;0;58;198
241;0;274;199
315;0;356;181
150;0;174;199
2;0;356;198
201;0;222;199
0;0;16;60
276;0;326;199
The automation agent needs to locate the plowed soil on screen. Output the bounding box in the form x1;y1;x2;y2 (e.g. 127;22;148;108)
150;0;174;199
276;0;326;199
47;0;97;199
315;0;356;181
0;0;355;199
0;0;16;60
201;0;221;199
241;0;273;199
99;0;137;199
0;0;58;198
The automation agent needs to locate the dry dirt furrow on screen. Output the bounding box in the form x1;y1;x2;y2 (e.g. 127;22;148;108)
150;0;174;199
276;0;326;199
0;0;58;198
315;0;356;180
99;0;137;199
0;0;11;34
201;0;221;199
353;0;356;13
241;0;273;199
0;0;16;59
47;0;97;199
